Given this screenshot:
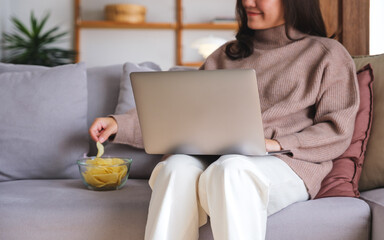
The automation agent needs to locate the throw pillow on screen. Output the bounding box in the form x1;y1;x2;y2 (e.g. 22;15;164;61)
0;62;124;158
315;64;374;198
0;63;89;181
114;62;161;115
353;54;384;191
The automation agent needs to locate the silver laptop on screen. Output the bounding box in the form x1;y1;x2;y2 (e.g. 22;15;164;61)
130;69;290;156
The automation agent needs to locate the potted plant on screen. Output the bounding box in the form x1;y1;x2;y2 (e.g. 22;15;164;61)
1;12;76;66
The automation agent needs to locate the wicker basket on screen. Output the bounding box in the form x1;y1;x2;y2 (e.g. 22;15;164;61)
105;4;146;23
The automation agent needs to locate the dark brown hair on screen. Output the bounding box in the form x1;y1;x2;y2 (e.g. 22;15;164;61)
225;0;328;60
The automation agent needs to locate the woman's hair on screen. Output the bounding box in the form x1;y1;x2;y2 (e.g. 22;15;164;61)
225;0;328;60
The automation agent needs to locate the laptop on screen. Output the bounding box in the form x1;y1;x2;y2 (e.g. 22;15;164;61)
130;69;290;156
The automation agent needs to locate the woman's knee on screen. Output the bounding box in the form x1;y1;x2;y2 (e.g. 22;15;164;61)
210;154;252;173
149;154;205;189
200;154;269;187
199;155;250;186
163;154;207;171
198;155;271;211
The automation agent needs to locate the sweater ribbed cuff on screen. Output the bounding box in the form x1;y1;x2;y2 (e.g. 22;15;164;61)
274;134;301;156
108;109;144;149
109;114;133;144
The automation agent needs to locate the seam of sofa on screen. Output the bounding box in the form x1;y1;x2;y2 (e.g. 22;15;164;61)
360;196;384;207
361;198;379;240
366;215;373;240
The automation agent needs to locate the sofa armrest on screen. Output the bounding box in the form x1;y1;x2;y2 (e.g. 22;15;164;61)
360;188;384;240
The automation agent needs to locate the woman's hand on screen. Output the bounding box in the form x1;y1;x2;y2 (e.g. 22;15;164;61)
265;139;282;152
89;117;118;143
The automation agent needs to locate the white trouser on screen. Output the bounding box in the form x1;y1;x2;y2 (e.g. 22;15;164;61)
144;154;309;240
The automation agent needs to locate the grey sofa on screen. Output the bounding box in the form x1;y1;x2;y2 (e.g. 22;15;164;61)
0;55;383;240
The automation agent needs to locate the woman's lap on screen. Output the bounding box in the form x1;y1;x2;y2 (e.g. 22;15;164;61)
153;154;308;216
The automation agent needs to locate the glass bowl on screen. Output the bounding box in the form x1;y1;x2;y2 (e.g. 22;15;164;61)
77;157;132;191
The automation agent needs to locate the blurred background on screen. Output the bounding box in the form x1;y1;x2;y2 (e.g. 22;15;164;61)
0;0;382;69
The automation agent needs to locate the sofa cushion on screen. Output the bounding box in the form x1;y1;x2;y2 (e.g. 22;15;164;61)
0;179;371;240
265;197;371;240
0;63;89;181
360;188;384;240
200;197;371;240
353;54;384;191
0;179;151;240
114;62;161;115
316;64;374;198
0;62;124;158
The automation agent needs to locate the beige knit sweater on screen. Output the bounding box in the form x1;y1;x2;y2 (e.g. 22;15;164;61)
111;25;359;198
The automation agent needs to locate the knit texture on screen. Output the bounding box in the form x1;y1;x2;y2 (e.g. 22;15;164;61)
111;25;359;198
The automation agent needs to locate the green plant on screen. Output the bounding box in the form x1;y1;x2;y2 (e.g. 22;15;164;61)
1;12;76;66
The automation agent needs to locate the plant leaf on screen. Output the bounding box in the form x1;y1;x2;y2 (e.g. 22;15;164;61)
42;32;67;45
2;11;77;66
11;17;32;38
2;34;29;49
3;33;27;44
35;13;50;37
39;26;60;42
30;12;39;36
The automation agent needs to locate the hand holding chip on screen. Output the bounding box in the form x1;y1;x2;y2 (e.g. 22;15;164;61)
89;117;118;143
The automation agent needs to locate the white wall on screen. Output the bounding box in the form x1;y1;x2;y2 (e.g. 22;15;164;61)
80;29;177;69
370;0;384;55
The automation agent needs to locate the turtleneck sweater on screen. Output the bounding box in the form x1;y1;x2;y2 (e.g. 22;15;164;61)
111;25;359;198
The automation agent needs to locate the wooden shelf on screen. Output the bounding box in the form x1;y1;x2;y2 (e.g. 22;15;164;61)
183;23;237;30
74;0;237;65
78;20;177;29
182;62;204;67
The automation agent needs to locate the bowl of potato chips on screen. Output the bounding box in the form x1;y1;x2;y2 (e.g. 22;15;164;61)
77;141;132;190
77;157;132;190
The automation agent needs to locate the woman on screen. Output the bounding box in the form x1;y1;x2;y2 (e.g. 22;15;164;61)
89;0;359;239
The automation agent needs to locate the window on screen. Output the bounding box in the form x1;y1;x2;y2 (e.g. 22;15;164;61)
370;0;384;54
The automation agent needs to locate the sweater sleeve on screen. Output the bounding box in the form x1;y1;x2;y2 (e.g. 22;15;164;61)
275;46;360;163
109;108;144;149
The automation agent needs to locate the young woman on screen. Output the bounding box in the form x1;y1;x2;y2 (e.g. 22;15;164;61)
89;0;359;239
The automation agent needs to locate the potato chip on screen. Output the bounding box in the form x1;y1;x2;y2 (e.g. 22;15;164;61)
96;141;104;158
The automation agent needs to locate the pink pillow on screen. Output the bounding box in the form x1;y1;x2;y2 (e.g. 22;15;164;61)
315;64;374;199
